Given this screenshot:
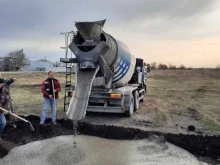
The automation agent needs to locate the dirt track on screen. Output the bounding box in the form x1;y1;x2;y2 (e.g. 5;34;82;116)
81;103;213;136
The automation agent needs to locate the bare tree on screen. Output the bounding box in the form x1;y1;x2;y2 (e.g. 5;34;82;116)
150;62;157;69
158;63;168;70
178;64;186;70
169;63;176;70
5;49;30;71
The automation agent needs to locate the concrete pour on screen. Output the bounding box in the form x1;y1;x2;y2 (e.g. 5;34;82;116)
66;68;99;121
0;135;204;165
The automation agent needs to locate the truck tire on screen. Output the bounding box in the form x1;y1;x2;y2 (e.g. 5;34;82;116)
125;94;134;117
134;90;139;111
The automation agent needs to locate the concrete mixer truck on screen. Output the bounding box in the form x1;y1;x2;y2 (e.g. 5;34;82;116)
60;20;150;121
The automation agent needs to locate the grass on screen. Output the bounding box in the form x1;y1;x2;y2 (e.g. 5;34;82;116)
1;69;220;132
145;69;220;132
2;72;72;118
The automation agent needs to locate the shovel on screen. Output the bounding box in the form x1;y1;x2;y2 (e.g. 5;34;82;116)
0;107;35;131
51;79;57;124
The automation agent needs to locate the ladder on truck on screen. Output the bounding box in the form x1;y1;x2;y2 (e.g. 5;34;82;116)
60;31;76;112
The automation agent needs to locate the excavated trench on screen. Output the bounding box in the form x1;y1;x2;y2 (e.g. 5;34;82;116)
0;115;220;164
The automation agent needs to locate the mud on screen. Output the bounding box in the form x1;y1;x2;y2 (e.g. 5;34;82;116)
0;115;220;164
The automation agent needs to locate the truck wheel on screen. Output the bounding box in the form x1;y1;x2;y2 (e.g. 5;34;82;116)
134;90;139;111
125;94;134;117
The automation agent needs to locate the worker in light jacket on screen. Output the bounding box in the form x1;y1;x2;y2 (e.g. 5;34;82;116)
40;71;61;125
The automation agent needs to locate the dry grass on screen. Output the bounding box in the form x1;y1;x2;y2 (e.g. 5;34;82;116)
145;69;220;131
2;72;73;118
1;70;220;132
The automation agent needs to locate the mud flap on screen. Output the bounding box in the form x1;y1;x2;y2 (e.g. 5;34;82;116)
66;65;100;121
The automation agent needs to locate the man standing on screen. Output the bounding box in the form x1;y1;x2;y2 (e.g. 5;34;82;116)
0;78;12;139
40;71;61;125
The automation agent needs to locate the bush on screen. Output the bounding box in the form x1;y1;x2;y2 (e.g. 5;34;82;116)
158;63;168;70
150;62;157;69
178;64;186;70
169;64;176;70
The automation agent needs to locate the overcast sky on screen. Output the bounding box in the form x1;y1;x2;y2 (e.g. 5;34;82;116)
0;0;220;67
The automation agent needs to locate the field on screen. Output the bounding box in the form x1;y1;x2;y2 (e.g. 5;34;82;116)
2;69;220;134
145;69;220;133
2;72;70;119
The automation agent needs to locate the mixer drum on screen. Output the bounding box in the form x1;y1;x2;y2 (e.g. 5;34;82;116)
102;33;136;87
72;30;136;87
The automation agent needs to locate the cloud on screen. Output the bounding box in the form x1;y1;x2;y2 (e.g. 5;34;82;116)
0;0;217;37
0;0;46;37
0;0;220;67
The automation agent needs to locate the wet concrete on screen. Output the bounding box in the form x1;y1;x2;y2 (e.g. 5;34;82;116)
0;115;220;164
0;135;202;165
66;67;99;121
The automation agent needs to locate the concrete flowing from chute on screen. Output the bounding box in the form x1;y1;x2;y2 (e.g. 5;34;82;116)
0;135;206;165
66;66;99;121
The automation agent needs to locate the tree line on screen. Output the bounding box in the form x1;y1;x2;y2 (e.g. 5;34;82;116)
150;62;220;70
1;49;220;71
0;49;30;71
0;49;66;71
150;62;189;70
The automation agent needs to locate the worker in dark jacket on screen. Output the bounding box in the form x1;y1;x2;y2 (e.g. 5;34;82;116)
0;73;16;99
0;78;12;139
40;71;61;125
